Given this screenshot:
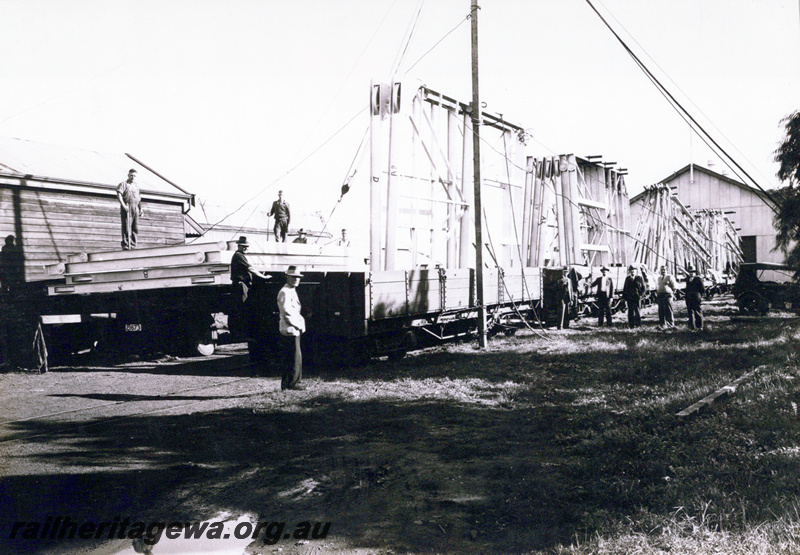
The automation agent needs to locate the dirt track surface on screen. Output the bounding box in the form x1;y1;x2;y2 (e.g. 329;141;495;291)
0;298;789;554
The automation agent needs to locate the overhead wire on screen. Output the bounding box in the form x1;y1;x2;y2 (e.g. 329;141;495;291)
584;0;780;214
290;0;403;159
404;13;471;74
391;0;427;77
592;0;777;191
190;106;368;241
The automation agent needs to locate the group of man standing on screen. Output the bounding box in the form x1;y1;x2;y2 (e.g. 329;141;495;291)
556;264;704;330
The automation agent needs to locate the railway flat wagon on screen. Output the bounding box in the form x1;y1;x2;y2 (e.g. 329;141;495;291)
40;239;542;364
0;138;194;368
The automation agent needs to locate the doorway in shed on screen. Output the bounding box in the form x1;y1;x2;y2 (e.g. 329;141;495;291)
740;236;757;264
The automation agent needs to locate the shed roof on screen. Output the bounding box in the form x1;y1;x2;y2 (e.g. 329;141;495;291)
0;136;193;203
629;164;777;207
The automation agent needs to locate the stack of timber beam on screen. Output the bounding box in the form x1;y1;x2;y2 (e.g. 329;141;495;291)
631;184;741;275
46;241;364;296
523;154;631;269
692;209;743;277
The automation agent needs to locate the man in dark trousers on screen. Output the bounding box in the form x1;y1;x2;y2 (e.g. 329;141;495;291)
277;265;305;390
592;266;614;326
685;265;705;331
229;236;269;339
622;265;646;328
554;267;574;329
268;190;291;242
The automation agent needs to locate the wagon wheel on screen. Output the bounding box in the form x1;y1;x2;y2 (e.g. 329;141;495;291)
503;327;518;337
184;317;217;357
192;334;216;356
737;291;769;316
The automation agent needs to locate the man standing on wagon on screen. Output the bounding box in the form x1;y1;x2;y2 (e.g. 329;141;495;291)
117;168;143;250
268;190;290;242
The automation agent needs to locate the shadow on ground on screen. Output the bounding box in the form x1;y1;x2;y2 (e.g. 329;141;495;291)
3;302;799;554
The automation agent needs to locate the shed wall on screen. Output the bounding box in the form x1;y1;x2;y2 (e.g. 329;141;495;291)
630;168;783;274
1;183;185;282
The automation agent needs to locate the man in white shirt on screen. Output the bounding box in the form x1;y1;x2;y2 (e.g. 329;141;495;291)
656;265;677;327
592;266;614;326
277;265;306;390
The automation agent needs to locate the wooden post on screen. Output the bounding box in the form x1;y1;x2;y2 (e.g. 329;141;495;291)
567;154;582;265
447;105;458;267
521;156;533;269
369;81;383;272
530;158;544;266
471;0;487;348
557;155;570;266
459;111;472;268
385;79;401;270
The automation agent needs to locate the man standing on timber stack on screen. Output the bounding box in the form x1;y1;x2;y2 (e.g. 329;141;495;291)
117;169;143;250
268;190;290;242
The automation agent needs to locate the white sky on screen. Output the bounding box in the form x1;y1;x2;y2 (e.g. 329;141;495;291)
1;0;798;234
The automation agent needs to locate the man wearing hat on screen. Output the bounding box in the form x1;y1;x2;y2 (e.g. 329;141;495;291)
684;264;705;331
277;265;306;390
292;229;308;244
229;236;269;338
591;266;614;326
622;265;646;328
268;190;290;242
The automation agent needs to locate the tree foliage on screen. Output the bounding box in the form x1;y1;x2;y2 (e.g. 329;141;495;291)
775;111;800;186
773;111;800;274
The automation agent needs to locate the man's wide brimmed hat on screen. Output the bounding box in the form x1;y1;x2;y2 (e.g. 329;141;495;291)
601;266;609;272
286;265;303;277
236;236;249;247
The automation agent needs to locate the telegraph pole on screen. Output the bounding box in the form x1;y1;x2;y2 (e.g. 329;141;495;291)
471;0;487;348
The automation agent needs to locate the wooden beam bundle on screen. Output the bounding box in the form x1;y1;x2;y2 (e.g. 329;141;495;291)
47;241;364;296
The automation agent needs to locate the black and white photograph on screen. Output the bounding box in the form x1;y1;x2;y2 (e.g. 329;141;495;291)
1;1;799;553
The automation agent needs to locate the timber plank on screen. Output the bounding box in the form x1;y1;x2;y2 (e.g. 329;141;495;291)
82;241;227;262
66;263;231;284
65;251;210;274
676;366;763;418
5;228;184;242
48;274;229;295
